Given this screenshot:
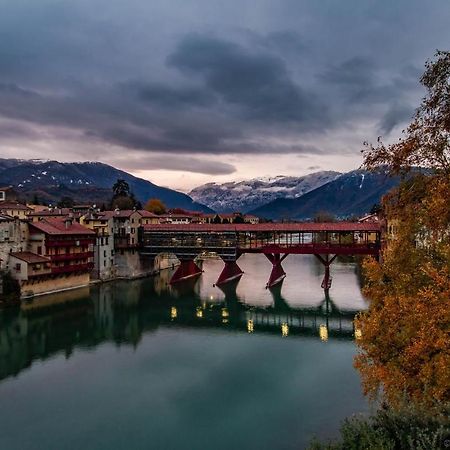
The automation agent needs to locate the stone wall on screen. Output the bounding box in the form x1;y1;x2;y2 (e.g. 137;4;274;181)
114;249;154;279
19;273;90;298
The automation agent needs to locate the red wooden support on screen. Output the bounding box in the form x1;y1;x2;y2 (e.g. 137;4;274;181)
265;253;288;288
215;260;244;286
170;259;202;284
314;254;336;291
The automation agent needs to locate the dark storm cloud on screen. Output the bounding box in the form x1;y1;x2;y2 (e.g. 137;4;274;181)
167;34;325;124
111;154;236;175
0;0;449;175
129;82;216;109
378;103;415;135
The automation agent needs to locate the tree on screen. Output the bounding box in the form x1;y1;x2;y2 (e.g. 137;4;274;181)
369;203;381;215
57;196;75;208
313;211;336;222
111;196;135;210
112;179;130;198
144;198;166;215
356;51;450;413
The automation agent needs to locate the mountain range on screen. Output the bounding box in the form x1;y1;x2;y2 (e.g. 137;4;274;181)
1;158;406;220
189;171;341;213
249;169;401;220
0;159;212;212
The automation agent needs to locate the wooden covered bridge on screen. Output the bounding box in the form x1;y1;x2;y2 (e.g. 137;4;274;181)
141;222;381;290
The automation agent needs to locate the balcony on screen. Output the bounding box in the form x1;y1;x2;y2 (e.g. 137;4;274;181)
46;239;95;247
51;263;95;275
49;251;94;262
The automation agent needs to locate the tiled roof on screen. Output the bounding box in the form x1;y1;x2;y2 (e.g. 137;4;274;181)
28;208;72;216
138;210;158;217
10;252;50;264
101;210;136;218
0;202;32;211
30;218;95;235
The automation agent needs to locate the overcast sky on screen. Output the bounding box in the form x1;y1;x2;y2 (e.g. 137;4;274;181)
0;0;449;191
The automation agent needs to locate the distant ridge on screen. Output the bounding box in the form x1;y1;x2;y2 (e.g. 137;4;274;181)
249;169;402;220
189;171;341;212
0;158;213;212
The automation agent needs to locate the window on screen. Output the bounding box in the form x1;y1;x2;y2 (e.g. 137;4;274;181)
103;250;107;257
15;263;21;271
37;246;42;255
0;191;5;201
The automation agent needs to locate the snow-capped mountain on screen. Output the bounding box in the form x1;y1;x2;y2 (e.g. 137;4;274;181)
0;158;212;211
250;168;402;220
189;171;341;212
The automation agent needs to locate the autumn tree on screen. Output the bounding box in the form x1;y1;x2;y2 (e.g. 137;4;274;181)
144;198;166;215
356;51;450;413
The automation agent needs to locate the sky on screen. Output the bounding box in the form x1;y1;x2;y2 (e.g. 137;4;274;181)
0;0;449;191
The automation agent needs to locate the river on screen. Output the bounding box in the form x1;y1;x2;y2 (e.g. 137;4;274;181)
0;254;371;450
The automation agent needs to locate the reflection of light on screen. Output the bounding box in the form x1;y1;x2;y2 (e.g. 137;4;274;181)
247;319;254;333
354;328;362;339
210;295;214;301
319;324;328;341
196;307;203;318
170;306;177;320
221;308;229;318
281;323;289;337
222;318;229;324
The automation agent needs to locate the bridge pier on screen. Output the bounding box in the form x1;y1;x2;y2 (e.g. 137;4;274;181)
170;259;202;284
265;253;288;288
314;254;337;292
215;259;244;286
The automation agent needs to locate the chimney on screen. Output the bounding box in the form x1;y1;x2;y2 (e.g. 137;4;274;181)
64;217;73;229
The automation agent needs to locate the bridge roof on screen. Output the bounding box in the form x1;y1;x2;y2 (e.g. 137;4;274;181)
143;221;381;233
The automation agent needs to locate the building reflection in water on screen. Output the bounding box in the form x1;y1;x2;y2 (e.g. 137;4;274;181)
0;267;362;383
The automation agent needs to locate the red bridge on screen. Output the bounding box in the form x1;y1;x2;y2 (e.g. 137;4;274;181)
141;222;381;290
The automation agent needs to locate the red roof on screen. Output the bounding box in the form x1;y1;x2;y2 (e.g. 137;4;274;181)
101;209;143;219
10;252;50;264
29;218;95;236
28;208;81;217
138;210;158;217
0;202;31;211
142;222;381;233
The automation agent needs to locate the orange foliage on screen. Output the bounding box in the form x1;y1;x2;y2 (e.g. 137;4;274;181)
357;51;450;413
144;198;166;215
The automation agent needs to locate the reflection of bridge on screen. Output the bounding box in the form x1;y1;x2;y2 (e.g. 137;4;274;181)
0;278;362;382
142;222;381;289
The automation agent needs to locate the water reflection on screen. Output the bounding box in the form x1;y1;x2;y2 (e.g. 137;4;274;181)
0;255;364;383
